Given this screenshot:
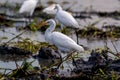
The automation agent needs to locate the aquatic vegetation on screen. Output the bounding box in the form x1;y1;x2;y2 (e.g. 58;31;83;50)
73;11;120;19
0;45;120;80
8;61;34;78
0;37;8;43
78;25;120;39
13;38;44;53
0;15;13;27
29;21;38;31
11;38;57;54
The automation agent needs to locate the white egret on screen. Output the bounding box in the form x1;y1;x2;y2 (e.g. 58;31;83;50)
19;0;38;23
44;19;84;68
54;4;83;44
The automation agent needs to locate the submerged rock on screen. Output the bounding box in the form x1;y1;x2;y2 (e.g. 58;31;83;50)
33;47;60;59
0;45;32;61
73;49;120;75
33;47;61;68
0;46;32;55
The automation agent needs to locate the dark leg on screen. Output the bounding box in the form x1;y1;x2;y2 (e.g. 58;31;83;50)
71;56;79;69
57;52;63;69
25;14;30;27
75;29;79;44
29;15;31;24
24;14;28;27
25;18;28;27
57;51;79;69
66;52;79;69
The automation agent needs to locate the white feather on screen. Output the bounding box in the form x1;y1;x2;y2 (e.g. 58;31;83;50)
19;0;38;16
56;10;80;29
43;4;81;29
43;4;57;14
45;19;84;53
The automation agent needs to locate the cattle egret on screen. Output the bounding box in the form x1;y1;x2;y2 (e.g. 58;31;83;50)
19;0;38;23
44;19;84;68
55;4;83;44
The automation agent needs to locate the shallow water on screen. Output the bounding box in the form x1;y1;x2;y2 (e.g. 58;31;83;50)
0;27;45;43
0;0;120;75
1;0;120;12
0;27;119;73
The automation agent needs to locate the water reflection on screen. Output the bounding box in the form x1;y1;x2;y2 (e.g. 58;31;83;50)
80;38;120;52
0;27;45;43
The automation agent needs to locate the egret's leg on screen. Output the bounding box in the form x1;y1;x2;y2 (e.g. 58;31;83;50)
24;14;28;27
29;15;32;24
25;14;30;26
75;29;79;44
66;51;79;69
60;24;65;30
71;55;79;69
57;50;63;69
57;51;79;69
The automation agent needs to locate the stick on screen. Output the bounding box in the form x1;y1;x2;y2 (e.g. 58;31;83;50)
5;30;26;44
110;40;118;53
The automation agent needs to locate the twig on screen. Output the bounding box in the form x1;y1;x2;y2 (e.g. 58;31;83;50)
110;40;118;53
15;61;19;69
108;51;120;58
57;51;76;69
5;30;26;44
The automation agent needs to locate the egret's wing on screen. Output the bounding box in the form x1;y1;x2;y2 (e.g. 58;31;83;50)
51;32;77;48
19;0;37;15
56;11;79;28
19;0;30;13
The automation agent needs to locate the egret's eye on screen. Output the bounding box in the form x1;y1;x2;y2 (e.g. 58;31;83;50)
47;21;50;24
54;6;57;10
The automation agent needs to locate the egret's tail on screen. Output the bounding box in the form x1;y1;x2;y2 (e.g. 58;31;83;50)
74;44;84;52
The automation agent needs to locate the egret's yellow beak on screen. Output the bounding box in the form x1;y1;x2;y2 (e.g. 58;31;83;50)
40;21;48;27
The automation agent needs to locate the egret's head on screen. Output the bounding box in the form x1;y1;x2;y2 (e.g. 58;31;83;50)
41;19;56;27
54;4;62;11
43;4;56;14
45;19;56;25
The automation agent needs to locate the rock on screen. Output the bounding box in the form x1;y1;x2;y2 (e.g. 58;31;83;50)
73;49;120;75
0;46;32;55
33;47;60;59
0;45;32;61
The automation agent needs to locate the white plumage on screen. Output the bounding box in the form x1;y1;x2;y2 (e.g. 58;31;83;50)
43;4;82;44
55;4;80;29
19;0;38;16
43;4;81;29
44;19;84;53
43;4;57;15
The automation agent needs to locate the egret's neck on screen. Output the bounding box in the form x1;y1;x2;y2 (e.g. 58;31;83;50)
56;5;62;12
45;22;56;36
